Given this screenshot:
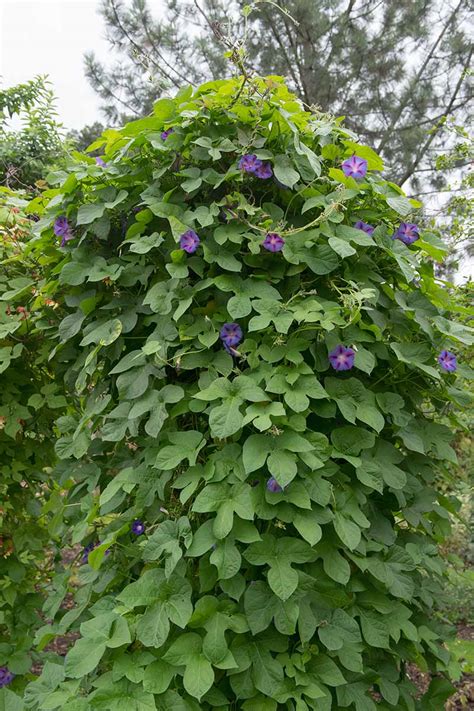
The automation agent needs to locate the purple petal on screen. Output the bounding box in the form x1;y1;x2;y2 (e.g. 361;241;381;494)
329;344;355;371
341;155;368;179
220;322;243;347
354;220;375;235
266;477;283;493
179;229;200;253
132;519;145;535
255;162;273;179
238;154;262;173
262;232;285;252
438;350;457;372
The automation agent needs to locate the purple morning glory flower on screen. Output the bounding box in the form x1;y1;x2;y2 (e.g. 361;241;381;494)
354;220;375;235
438;350;457;372
161;128;174;140
131;519;145;536
238;154;262;173
266;477;283;493
392;222;419;245
0;667;14;688
254;162;273;179
220;322;243;348
53;216;70;237
329;344;355;371
81;541;110;562
81;542;97;563
263;232;285;252
95;156;106;167
54;216;74;247
179;230;200;253
341;155;368;179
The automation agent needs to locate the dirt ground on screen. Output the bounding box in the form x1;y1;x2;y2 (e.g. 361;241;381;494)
406;625;474;710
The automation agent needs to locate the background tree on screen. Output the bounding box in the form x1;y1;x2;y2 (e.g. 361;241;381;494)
84;0;472;192
0;77;66;190
67;121;105;153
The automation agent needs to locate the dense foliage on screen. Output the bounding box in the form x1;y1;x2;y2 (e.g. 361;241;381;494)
1;76;473;710
0;189;67;692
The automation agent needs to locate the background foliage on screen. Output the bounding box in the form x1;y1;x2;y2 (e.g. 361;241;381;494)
0;75;473;710
0;77;66;191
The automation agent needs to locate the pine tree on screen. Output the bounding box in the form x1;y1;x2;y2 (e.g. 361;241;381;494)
84;0;472;191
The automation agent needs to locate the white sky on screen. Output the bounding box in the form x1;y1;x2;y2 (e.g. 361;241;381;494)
0;0;110;129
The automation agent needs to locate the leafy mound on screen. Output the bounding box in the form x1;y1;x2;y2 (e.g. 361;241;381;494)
2;77;473;710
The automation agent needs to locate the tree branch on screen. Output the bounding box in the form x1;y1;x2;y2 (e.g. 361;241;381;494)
376;0;465;153
398;48;472;186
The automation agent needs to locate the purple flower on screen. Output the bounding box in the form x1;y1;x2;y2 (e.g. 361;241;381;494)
95;156;106;167
161;128;174;140
54;216;74;247
220;322;243;348
341;155;368;179
329;344;355;371
263;232;285;252
53;216;70;237
131;519;145;535
266;477;283;493
254;162;273;179
81;542;97;563
438;350;457;372
0;667;14;688
238;154;262;173
354;220;375;235
179;229;200;253
392;222;419;245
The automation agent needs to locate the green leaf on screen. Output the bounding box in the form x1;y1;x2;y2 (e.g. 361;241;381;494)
308;245;339;275
293;510;322;545
354;347;376;375
155;431;205;469
210;538;241;580
143;660;175;694
267;449;298;488
359;609;390;648
434;315;474;345
242;434;272;473
311;654;346;686
244;535;316;600
244;581;276;634
59;260;91;285
64;636;107;678
331;426;375;455
329;236;356;258
267;560;299;600
209;398;243;437
333;513;361;550
58;311;86;342
76;203;105;225
273;154;300;188
136;603;170;648
183;654;214;700
80;318;122;346
386;195;413;216
0;689;24;711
